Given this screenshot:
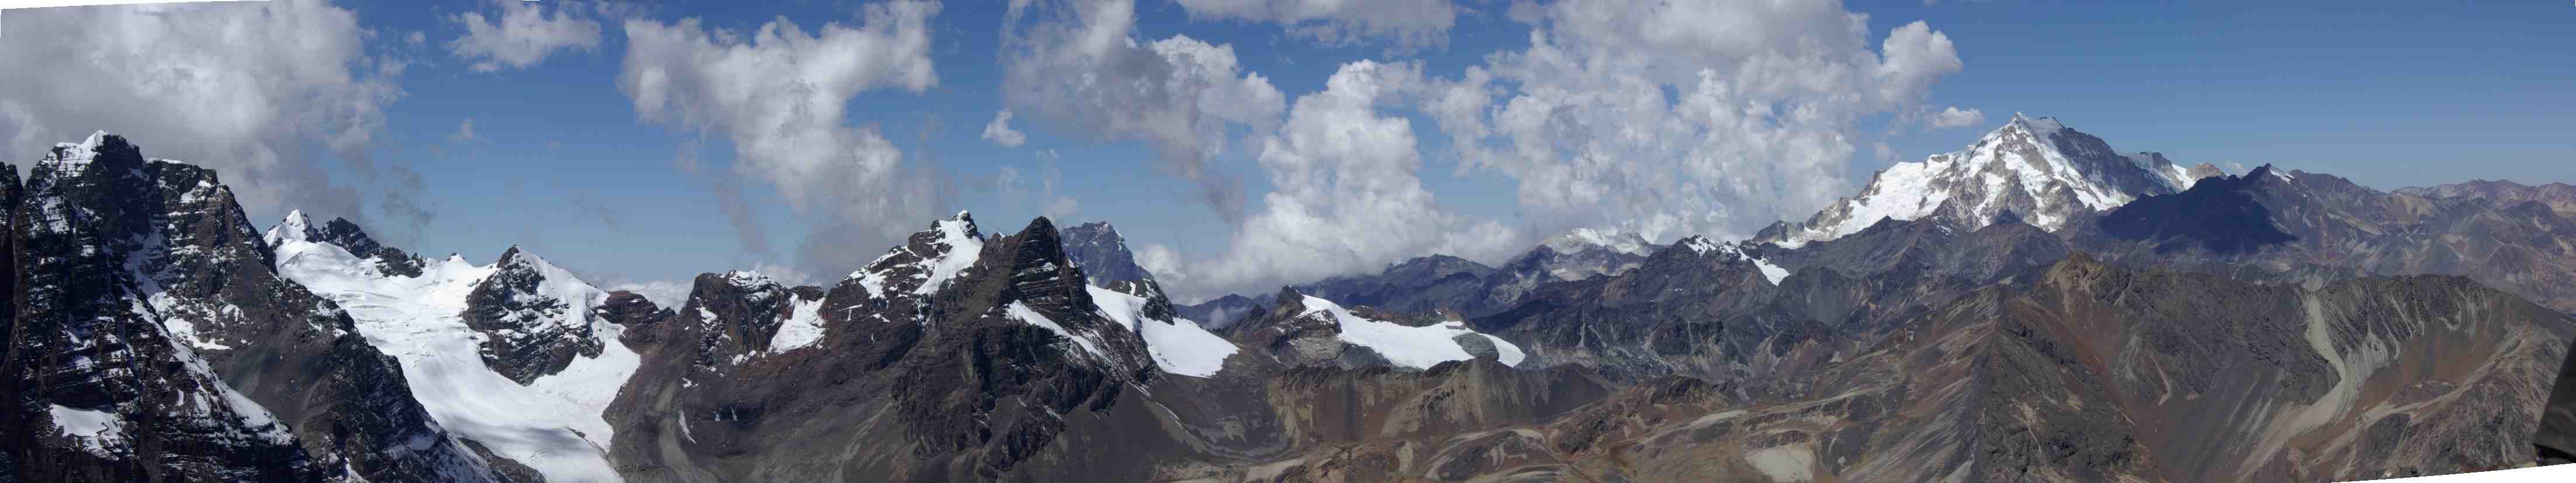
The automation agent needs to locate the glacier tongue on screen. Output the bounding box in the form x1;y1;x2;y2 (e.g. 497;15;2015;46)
270;218;636;483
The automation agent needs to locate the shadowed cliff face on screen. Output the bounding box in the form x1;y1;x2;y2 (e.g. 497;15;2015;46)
1;134;504;482
2099;165;2298;254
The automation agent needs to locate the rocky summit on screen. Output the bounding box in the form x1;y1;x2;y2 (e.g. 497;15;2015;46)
8;123;2575;482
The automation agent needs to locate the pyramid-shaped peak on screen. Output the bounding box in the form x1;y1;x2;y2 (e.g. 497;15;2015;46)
40;130;144;174
719;269;782;289
1992;112;2067;140
934;210;983;241
271;210;319;243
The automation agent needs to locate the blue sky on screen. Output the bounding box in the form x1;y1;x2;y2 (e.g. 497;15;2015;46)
2;0;2569;302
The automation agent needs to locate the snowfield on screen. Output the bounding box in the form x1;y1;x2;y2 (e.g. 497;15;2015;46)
268;213;634;483
1088;285;1237;377
1298;295;1525;369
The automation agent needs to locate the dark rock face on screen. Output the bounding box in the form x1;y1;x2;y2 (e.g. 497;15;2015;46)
2540;343;2576;465
595;290;677;328
0;134;501;482
313;217;425;277
1179;293;1267;332
1485;243;1651;311
1058;221;1154;284
1295;255;1500;317
677;271;812;364
605;214;1167;482
459;246;607;384
2099;165;2298;254
1470;235;1798;378
1219;288;1365;369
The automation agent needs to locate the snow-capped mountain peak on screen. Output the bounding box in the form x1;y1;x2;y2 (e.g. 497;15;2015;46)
269;220;637;482
1767;115;2220;248
1676;235;1791;284
267;209;317;243
850;210;987;297
41;130;116;173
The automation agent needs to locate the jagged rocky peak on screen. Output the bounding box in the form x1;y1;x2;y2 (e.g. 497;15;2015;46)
1180;292;1268;332
5;131;326;479
595;290;675;327
1770;114;2224;248
1673;235;1792;285
460;245;609;384
1060;220;1156;284
997;216;1101;323
8;131;507;481
848;210;985;298
264;210;424;277
677;269;834;360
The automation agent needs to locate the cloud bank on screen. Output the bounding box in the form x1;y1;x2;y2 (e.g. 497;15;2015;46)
616;0;946;273
448;0;604;72
1000;0;1287;223
0;0;419;241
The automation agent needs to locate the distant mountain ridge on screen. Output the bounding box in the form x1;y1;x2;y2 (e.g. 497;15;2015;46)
9;121;2576;482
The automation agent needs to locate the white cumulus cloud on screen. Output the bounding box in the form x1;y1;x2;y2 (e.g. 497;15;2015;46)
0;0;416;238
1423;0;1968;243
1001;0;1287;222
448;0;604;72
1174;60;1522;302
982;109;1027;147
1927;106;1985;128
616;1;945;271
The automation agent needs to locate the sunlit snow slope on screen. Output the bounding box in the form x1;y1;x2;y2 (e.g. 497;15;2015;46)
266;212;636;483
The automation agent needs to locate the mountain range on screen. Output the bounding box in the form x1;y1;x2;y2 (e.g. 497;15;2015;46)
6;117;2574;482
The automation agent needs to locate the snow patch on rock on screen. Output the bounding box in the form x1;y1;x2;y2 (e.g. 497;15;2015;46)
48;405;126;456
1005;301;1105;359
768;294;828;353
1299;296;1524;369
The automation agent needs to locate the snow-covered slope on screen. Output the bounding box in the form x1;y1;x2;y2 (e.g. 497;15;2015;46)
1296;295;1525;369
1679;236;1791;285
268;213;636;483
1089;284;1236;377
1770;114;2222;247
851;211;986;298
